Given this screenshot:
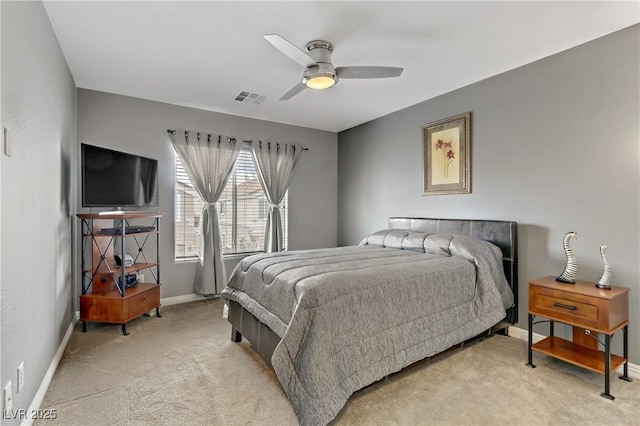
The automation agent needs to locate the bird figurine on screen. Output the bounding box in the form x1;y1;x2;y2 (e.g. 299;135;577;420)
595;244;612;290
556;231;578;284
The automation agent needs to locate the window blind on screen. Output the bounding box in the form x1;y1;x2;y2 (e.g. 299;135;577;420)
175;148;287;259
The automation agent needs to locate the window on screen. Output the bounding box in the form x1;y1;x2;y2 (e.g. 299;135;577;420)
258;198;269;220
175;148;288;260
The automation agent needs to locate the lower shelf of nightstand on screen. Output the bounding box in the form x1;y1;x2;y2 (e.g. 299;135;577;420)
532;336;626;375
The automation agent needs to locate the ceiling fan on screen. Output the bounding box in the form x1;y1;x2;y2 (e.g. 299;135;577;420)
263;34;404;101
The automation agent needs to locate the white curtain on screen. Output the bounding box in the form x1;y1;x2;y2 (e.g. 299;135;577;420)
169;129;242;295
251;141;304;252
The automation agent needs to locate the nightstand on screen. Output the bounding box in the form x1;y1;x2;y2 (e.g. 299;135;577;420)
526;276;631;400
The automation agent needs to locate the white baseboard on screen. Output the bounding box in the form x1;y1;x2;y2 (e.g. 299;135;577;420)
144;293;213;316
508;325;546;343
160;293;213;306
509;326;640;379
22;320;75;426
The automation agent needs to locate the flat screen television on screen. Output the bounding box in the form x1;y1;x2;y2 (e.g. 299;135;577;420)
82;143;159;208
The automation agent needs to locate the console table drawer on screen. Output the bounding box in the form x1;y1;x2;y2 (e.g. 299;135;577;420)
535;291;598;326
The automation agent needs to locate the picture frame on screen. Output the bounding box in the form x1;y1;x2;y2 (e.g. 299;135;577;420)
422;112;471;195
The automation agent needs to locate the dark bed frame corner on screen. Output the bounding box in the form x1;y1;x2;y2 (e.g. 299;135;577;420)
231;327;242;343
227;300;279;367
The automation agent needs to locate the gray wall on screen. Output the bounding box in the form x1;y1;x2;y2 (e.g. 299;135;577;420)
77;89;338;298
338;25;639;363
1;1;77;420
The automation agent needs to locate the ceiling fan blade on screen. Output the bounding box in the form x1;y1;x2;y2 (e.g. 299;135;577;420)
263;34;316;68
336;66;404;79
279;82;307;101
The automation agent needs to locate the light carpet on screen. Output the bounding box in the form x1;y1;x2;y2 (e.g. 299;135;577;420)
37;299;639;425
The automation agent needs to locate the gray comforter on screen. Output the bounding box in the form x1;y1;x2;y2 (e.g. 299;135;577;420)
221;231;514;425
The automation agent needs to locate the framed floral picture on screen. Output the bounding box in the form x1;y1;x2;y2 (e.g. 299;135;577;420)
422;112;471;195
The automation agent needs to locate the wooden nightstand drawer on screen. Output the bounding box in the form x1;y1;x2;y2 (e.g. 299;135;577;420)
528;276;629;333
534;289;599;328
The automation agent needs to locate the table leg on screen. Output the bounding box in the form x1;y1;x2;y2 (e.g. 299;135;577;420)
600;334;614;400
620;325;632;382
550;320;554;336
526;313;536;368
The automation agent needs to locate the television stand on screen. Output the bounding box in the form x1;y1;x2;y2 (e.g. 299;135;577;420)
77;212;162;335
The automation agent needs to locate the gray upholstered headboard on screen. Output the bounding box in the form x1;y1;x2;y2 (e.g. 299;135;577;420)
388;217;518;324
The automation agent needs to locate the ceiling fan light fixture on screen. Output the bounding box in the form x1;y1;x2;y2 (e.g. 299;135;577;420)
303;63;337;90
263;34;403;101
305;74;336;90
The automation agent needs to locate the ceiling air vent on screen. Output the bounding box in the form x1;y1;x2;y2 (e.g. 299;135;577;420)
235;91;267;105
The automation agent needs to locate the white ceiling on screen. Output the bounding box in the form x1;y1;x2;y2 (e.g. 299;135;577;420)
43;1;639;133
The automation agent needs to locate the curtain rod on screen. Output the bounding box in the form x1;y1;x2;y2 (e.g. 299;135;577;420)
166;129;308;151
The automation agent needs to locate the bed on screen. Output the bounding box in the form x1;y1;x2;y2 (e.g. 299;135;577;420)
221;217;518;425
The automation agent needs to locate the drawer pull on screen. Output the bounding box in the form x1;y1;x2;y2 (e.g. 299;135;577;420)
553;302;577;311
141;296;146;302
